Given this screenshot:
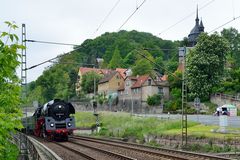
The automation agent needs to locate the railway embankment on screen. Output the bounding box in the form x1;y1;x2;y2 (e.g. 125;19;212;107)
75;111;240;155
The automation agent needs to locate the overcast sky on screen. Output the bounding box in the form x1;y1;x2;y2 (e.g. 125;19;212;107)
1;0;240;82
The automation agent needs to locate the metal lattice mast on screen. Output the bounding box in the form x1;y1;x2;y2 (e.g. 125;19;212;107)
181;47;188;146
20;23;28;158
21;24;27;97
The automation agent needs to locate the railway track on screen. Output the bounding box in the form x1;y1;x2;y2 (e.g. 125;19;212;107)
69;135;233;160
56;141;136;160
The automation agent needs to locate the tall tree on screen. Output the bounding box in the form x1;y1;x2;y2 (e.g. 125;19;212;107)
132;50;154;76
81;71;102;93
221;27;240;68
186;33;230;100
0;22;23;159
108;47;124;69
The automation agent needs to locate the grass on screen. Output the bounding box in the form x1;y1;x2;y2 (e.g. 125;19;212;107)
75;111;240;140
75;111;240;153
164;124;240;139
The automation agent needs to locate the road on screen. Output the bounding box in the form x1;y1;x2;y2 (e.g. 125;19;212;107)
135;114;240;128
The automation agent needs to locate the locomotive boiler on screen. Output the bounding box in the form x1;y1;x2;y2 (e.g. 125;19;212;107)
22;99;76;140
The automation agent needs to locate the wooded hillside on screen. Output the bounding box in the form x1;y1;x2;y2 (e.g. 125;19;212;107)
26;30;179;105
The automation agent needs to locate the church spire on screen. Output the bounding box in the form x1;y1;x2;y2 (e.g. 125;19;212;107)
199;18;204;32
188;5;204;47
195;5;199;24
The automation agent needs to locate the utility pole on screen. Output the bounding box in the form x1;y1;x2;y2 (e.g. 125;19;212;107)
180;47;188;147
93;65;96;100
20;23;28;159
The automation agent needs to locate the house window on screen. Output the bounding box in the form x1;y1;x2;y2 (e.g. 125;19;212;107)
133;89;136;94
116;75;119;79
148;79;151;85
118;82;120;86
158;87;163;94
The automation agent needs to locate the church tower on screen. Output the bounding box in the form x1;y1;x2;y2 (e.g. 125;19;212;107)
188;6;204;47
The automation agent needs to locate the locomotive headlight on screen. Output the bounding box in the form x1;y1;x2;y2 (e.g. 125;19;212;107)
67;122;72;127
50;123;54;127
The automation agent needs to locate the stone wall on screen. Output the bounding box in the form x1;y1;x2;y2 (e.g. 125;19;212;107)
144;134;240;150
211;93;240;109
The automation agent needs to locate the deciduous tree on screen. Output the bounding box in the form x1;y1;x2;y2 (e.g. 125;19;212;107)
186;33;230;100
81;71;102;93
0;21;23;159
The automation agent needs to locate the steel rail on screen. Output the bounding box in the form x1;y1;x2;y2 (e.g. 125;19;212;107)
54;142;96;160
70;136;189;160
68;140;137;160
70;135;232;160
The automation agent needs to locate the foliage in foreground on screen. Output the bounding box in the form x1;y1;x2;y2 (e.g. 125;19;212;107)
0;21;23;159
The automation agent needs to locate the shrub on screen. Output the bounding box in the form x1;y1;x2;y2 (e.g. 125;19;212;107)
147;94;161;106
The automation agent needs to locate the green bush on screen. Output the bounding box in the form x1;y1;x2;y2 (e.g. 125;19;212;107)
204;102;217;114
147;94;161;106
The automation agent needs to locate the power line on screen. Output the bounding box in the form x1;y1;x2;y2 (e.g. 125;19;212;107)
24;45;82;71
118;0;146;31
159;0;215;36
208;15;240;33
25;39;79;46
93;0;121;35
138;48;181;80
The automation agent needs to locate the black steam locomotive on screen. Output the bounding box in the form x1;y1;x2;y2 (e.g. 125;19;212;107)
22;99;76;140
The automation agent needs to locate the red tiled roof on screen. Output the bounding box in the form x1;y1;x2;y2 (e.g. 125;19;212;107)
116;68;127;79
79;67;112;75
131;75;150;89
161;75;168;81
99;71;118;84
100;69;112;75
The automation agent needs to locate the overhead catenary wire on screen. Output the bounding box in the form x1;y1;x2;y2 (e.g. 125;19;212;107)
137;48;182;80
24;45;82;71
159;0;215;36
25;39;79;46
208;15;240;33
118;0;146;31
93;0;121;35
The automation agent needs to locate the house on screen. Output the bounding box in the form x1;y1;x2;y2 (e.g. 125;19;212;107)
75;67;111;95
98;71;125;96
118;74;169;113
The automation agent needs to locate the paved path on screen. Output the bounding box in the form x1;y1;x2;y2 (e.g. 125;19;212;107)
135;114;240;128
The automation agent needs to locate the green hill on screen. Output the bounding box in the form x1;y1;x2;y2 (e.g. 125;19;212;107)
25;30;180;105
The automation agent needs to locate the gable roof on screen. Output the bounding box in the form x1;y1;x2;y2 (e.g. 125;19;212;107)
116;68;127;79
99;71;118;84
79;67;112;75
131;75;150;89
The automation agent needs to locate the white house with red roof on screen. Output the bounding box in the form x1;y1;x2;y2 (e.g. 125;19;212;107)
118;74;169;113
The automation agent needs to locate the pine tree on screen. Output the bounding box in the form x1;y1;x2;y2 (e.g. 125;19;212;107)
108;47;123;69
